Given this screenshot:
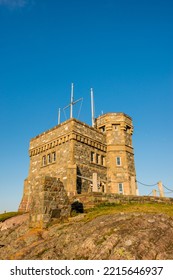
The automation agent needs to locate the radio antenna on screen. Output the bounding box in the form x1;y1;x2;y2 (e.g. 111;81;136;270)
91;88;95;127
63;83;83;119
58;108;61;125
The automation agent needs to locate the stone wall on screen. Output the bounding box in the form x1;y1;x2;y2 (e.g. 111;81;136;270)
28;120;73;186
71;192;173;209
28;118;107;193
29;176;70;228
74;141;107;193
18;179;31;212
95;113;137;195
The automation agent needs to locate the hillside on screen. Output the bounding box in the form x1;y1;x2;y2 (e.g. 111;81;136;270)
0;203;173;260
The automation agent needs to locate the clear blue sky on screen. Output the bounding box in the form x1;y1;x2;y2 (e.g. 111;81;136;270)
0;0;173;212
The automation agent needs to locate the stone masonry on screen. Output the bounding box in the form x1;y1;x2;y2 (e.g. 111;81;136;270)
29;176;70;228
19;112;138;213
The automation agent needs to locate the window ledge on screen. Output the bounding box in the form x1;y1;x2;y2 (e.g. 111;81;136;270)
41;161;56;168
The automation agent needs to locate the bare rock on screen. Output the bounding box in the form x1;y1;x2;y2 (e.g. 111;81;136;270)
0;212;173;260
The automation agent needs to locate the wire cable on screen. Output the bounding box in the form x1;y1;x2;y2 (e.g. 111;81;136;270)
77;98;83;119
164;191;173;194
147;191;153;196
163;184;173;192
63;107;67;120
136;180;158;187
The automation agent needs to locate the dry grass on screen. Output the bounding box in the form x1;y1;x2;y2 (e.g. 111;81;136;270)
1;202;173;224
0;212;22;222
83;202;173;221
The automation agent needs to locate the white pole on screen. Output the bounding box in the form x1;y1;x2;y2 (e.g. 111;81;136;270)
70;83;74;118
91;88;95;127
92;173;98;192
58;108;61;125
152;189;157;197
157;181;165;197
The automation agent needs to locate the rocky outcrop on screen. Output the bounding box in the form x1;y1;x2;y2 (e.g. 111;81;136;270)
0;214;28;231
0;211;173;260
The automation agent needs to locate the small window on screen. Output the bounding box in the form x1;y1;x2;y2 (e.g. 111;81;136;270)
126;125;131;133
42;155;46;166
91;152;95;162
112;124;119;131
118;183;124;194
47;153;51;164
116;156;121;166
52;152;56;162
99;126;106;133
101;155;105;166
96;154;100;164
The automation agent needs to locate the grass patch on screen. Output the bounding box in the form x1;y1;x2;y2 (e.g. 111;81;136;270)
83;202;173;222
0;212;22;222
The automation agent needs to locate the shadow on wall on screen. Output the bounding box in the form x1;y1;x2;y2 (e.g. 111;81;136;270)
71;200;84;213
77;167;82;194
51;208;61;218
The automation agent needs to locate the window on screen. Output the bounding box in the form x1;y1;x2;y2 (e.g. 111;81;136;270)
91;152;105;165
42;155;46;166
101;155;105;166
99;126;106;133
112;124;119;131
47;153;51;164
126;125;131;134
52;152;56;162
96;154;100;164
116;156;121;166
91;152;95;163
118;183;124;194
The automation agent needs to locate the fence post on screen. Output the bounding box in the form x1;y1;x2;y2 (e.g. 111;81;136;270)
152;189;157;197
92;173;98;192
157;181;165;197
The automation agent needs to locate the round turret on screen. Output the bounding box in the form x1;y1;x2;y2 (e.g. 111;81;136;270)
95;113;138;195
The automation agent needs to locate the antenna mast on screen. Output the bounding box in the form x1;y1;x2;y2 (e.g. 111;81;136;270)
58;108;61;125
70;83;74;118
63;83;83;119
91;88;95;127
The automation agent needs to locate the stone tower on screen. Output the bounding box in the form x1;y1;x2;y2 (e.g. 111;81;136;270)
95;113;137;195
19;112;138;213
